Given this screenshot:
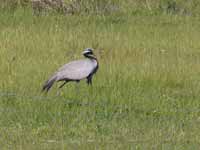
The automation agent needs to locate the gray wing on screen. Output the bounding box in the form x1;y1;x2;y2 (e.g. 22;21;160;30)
55;59;97;81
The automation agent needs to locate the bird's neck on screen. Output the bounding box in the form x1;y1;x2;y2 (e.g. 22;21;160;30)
85;54;99;68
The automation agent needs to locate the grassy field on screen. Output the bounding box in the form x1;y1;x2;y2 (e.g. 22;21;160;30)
1;9;200;149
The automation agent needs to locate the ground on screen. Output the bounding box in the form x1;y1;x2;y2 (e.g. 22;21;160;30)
0;9;200;149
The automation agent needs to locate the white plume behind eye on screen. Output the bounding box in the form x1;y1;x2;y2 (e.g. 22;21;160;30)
82;48;94;54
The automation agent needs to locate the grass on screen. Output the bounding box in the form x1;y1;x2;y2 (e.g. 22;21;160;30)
1;9;200;149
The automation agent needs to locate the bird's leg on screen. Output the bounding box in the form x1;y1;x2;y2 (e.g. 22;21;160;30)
87;76;92;85
56;81;68;96
59;81;68;89
85;76;94;100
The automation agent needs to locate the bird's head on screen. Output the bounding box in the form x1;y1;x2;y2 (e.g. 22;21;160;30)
82;48;96;59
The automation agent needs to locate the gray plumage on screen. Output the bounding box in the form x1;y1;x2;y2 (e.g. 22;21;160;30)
42;48;98;92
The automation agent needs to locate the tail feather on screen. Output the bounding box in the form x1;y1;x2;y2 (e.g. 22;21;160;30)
42;76;57;92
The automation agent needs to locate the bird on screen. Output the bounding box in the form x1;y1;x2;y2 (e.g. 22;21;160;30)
42;48;98;92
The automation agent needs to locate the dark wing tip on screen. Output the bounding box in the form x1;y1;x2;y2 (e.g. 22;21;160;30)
41;76;57;93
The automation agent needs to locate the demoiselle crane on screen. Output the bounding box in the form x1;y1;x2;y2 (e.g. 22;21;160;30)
42;48;98;92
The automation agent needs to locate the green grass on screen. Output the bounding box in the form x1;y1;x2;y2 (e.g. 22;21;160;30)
1;9;200;149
